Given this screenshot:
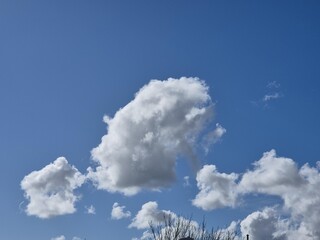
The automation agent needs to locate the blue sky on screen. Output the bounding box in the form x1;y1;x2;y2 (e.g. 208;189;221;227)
1;1;320;240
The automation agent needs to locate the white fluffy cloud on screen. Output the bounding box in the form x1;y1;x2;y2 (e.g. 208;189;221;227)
129;201;174;229
21;157;85;219
239;206;315;240
88;77;213;195
239;150;303;195
192;164;239;210
239;150;320;238
240;207;287;240
111;202;131;220
240;150;306;196
193;150;320;239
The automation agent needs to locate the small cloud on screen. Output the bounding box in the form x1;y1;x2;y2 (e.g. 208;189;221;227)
72;237;82;240
263;81;283;103
192;165;239;210
85;205;96;215
183;176;190;187
21;157;86;219
51;236;66;240
203;123;226;153
111;202;131;220
263;93;282;102
18;201;25;213
129;201;174;229
208;123;227;144
253;81;283;107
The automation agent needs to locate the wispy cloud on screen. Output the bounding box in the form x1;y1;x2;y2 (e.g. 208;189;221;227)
72;237;82;240
51;236;66;240
85;205;96;215
51;236;82;240
252;81;283;106
267;81;281;89
263;81;283;103
202;123;226;154
183;176;190;187
263;92;282;102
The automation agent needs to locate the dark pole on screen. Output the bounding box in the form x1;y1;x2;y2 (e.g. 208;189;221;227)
246;234;249;240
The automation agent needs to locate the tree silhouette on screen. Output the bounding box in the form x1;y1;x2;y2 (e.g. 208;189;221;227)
147;214;238;240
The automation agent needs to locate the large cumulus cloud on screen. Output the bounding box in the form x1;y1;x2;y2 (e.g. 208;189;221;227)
192;150;320;239
239;150;303;195
239;150;320;239
88;77;213;195
21;157;85;218
240;207;287;240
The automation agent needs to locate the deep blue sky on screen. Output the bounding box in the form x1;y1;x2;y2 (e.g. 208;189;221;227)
1;1;320;239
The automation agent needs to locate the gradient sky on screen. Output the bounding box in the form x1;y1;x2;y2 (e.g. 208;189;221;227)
1;1;320;240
